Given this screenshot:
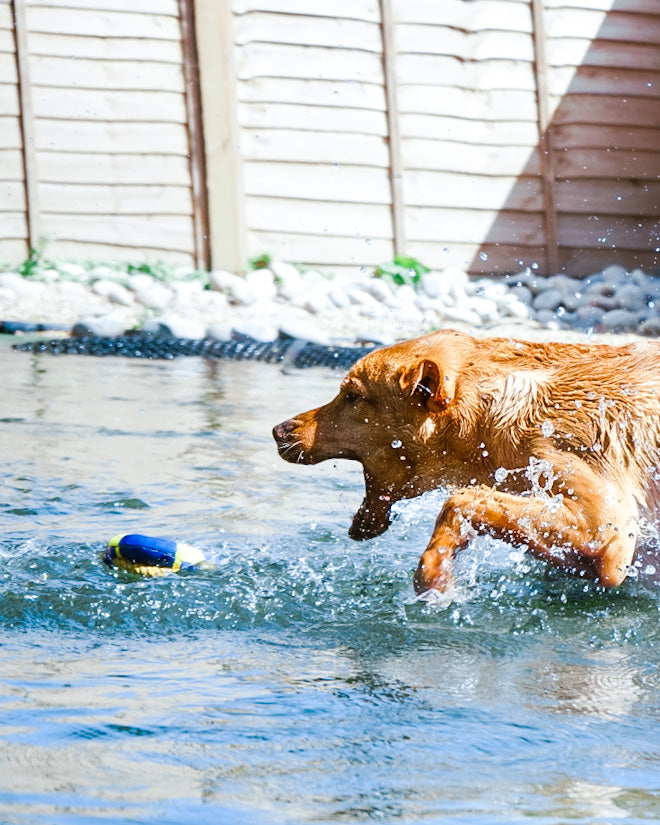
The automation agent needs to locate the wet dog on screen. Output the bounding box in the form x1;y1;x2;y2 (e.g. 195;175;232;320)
273;329;660;592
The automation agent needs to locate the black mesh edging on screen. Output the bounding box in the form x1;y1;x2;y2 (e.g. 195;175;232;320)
12;334;377;370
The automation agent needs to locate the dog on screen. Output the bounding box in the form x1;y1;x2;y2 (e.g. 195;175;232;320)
273;329;660;593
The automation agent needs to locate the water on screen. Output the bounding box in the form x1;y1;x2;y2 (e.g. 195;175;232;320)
1;339;659;824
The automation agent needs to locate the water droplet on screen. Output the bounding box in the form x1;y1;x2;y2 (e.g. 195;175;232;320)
391;439;402;449
365;239;372;246
479;252;488;261
494;467;508;483
541;421;555;437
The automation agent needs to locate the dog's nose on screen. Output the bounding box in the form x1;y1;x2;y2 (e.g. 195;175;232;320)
272;419;295;442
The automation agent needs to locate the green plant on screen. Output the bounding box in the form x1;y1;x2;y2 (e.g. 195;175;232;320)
374;256;429;290
248;253;272;271
17;238;49;278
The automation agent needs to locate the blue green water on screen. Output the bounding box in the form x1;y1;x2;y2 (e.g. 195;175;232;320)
1;341;659;824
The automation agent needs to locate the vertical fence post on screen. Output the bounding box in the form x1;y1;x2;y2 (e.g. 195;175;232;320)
192;0;246;274
531;0;559;274
179;0;211;271
380;0;406;259
11;0;40;255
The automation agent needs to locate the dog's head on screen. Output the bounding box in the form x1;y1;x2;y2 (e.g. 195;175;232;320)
273;331;470;540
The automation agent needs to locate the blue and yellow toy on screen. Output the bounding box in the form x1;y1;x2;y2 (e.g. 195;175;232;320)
103;533;209;577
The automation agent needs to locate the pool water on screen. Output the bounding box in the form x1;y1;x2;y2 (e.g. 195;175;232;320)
1;340;659;824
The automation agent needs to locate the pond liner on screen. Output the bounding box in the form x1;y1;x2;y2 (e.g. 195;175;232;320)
12;333;377;370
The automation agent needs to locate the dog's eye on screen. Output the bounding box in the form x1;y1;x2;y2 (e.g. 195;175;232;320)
344;390;360;404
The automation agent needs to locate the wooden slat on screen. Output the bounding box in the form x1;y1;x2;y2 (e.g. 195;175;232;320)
246;230;392;267
0;83;20;115
233;0;381;23
557;214;659;250
403;171;544;211
559;247;659;275
1;181;26;210
0;238;30;261
29;32;183;62
548;66;660;98
402;142;541;175
408;240;547;275
546;9;660;44
544;0;658;11
41;213;195;251
397;55;536;92
0;116;22;148
32;88;187;122
245;196;392;238
406;206;546;246
34;119;189;154
555;179;660;216
39;183;192;214
552;123;660;151
398;86;539;122
33;0;179;13
32;238;194;264
546;38;660;71
238;77;386;111
235;11;382;52
37;151;192;185
554;148;660;180
0;51;16;81
395;0;532;29
241;129;389;166
25;7;181;39
400;114;540;145
550;94;660;128
236;43;384;84
30;56;186;92
239;102;388;136
244;162;391;204
0;212;27;237
396;25;535;62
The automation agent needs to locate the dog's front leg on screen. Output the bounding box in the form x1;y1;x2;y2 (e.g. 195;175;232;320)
414;483;637;593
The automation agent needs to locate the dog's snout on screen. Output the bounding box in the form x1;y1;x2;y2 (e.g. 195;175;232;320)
273;419;296;442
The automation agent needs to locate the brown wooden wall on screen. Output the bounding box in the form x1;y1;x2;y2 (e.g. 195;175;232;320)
2;0;659;276
2;0;205;267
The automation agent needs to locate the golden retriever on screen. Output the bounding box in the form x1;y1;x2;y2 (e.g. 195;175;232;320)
273;329;660;593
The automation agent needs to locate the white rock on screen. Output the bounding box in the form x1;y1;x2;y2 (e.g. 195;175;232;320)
440;304;481;326
232;318;278;342
245;268;277;302
90;265;114;279
73;313;127;337
532;289;564;312
134;281;172;310
58;262;86;279
421;270;452;300
145;315;206;339
208;269;243;294
364;277;394;305
600;309;639;332
207;320;232;341
279;317;330;345
92;279;134;306
270;261;302;298
469;296;500;322
601;264;628;285
329;284;351;308
614;283;646;311
395;285;417;305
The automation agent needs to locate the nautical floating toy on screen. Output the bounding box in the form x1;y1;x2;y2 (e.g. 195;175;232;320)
103;533;209;577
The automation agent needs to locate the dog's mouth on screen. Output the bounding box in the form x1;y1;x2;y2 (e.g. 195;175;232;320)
349;482;396;540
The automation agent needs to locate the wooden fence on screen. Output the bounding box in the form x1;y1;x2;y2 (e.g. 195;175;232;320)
2;0;659;276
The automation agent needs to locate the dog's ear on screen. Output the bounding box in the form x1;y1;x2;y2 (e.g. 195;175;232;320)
399;359;453;412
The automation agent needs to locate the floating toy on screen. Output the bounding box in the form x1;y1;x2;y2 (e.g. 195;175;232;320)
103;533;209;577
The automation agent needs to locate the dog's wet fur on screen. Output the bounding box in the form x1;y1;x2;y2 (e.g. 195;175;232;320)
274;329;660;592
